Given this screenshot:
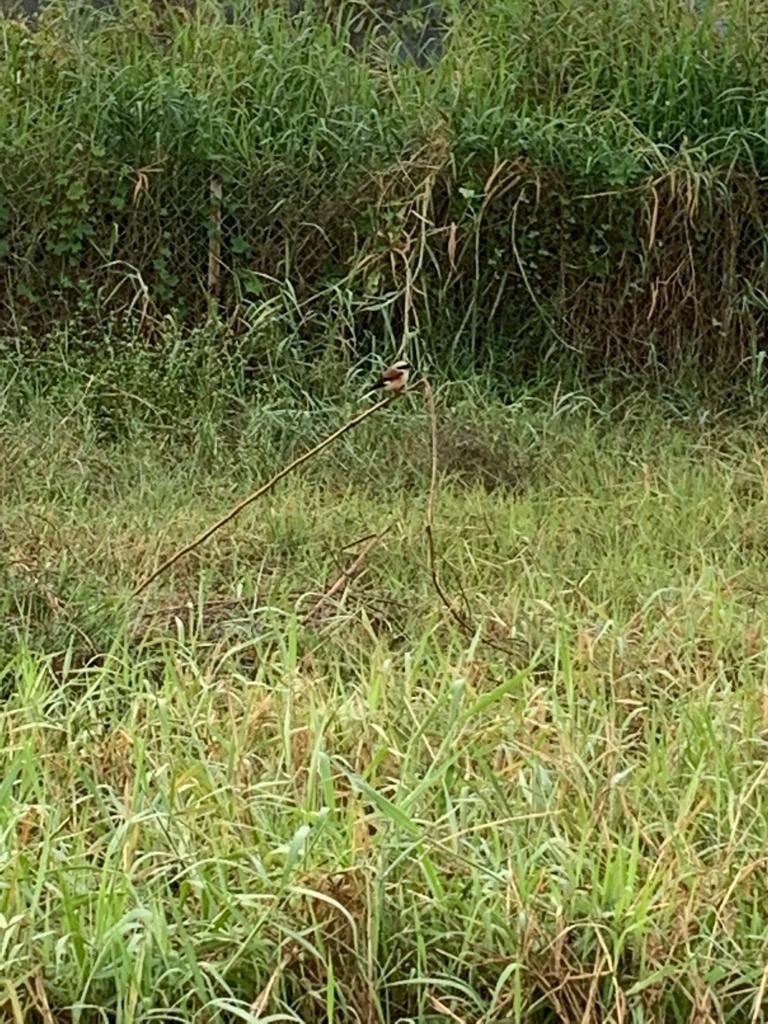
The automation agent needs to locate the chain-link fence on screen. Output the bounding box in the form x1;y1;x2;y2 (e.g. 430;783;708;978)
3;0;768;371
1;0;453;328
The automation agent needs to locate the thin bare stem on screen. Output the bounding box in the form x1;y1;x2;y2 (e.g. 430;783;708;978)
304;524;392;623
422;377;520;657
423;377;471;631
133;395;393;596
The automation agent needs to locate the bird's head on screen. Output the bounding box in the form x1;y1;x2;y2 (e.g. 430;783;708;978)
392;360;411;371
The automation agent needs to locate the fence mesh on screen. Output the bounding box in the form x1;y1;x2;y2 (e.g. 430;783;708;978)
3;0;768;371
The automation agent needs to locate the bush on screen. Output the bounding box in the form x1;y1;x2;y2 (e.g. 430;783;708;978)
2;0;768;375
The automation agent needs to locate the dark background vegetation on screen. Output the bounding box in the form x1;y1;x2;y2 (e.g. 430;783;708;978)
2;0;768;382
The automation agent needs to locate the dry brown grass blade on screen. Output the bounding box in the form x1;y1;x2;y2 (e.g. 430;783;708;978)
133;394;393;595
427;993;467;1024
250;955;289;1018
25;973;55;1024
304;524;393;623
207;175;223;304
751;959;768;1024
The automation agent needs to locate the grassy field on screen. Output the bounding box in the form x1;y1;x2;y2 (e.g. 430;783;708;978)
3;358;768;1022
4;3;768;1019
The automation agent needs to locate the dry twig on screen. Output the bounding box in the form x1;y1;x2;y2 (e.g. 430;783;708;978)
304;524;393;624
423;377;475;634
422;377;520;657
133;394;393;595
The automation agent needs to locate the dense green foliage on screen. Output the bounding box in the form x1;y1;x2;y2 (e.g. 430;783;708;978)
3;0;768;374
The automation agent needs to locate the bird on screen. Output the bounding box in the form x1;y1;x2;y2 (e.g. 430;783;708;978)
367;359;412;396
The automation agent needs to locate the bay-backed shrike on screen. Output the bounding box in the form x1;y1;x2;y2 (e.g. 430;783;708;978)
367;359;411;396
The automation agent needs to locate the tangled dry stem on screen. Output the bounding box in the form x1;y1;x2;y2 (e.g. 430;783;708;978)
135;377;522;661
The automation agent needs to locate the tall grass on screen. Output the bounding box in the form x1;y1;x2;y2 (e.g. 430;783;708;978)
3;0;768;375
4;362;768;1020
